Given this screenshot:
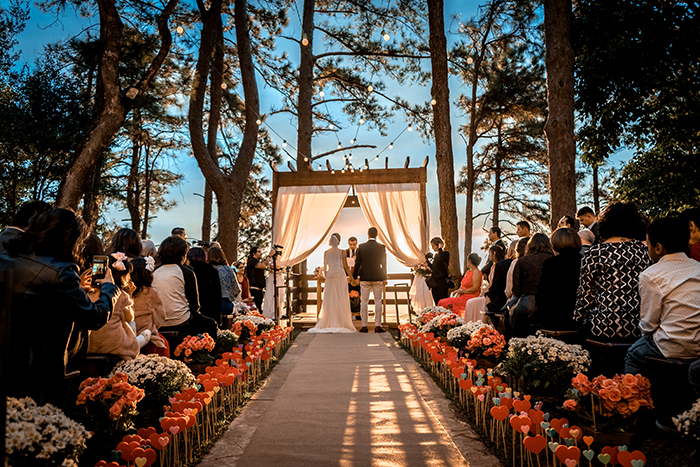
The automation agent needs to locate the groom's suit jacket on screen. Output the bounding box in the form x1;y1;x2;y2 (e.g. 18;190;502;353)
352;239;387;282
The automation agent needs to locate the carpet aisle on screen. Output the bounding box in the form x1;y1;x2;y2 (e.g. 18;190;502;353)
200;332;501;467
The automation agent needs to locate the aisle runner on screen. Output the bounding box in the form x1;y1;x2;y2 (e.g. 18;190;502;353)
201;333;476;466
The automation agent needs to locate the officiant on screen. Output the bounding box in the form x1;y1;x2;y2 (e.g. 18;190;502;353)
426;237;450;303
346;236;361;294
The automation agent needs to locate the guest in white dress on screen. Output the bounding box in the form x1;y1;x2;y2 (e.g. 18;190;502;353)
309;234;357;333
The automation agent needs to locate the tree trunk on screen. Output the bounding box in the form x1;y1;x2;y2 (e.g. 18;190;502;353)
56;0;178;210
142;145;151;239
544;0;577;230
126;139;142;233
592;163;600;215
201;182;213;242
296;0;315;172
493;129;502;227
80;155;104;229
428;0;461;279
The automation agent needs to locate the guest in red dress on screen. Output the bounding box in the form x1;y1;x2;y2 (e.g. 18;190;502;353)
438;253;482;316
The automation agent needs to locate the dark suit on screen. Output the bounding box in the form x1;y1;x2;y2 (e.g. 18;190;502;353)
485;258;512;314
353;238;386;326
536;251;582;331
481;239;506;277
590;222;601;244
427;249;450;303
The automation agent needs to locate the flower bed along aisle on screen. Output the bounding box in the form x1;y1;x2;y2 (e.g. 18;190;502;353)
398;323;652;467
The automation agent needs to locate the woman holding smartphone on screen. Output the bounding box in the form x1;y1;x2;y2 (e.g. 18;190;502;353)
0;208;119;409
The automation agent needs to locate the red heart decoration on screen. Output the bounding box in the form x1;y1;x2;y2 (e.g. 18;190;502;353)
523;435;546;454
132;447;157;466
618;450;646;467
549;418;569;433
458;379;473;390
121;434;142;444
490;405;510;421
137;427;157;438
500;397;514;409
528;409;544;426
148;432;170;450
116;441;140;462
560;425;582;440
555;445;581;463
601;446;620;466
95;462;107;467
509;415;532;432
513;399;532;413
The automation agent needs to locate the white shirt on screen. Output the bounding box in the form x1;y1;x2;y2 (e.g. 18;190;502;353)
152;264;190;327
639;252;700;358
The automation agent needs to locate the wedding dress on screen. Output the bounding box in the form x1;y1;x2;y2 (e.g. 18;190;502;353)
308;237;357;333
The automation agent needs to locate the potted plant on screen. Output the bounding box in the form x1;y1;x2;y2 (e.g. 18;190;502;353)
173;333;216;374
674;397;700;442
6;396;91;467
448;322;506;368
421;311;465;341
501;333;591;403
564;373;654;444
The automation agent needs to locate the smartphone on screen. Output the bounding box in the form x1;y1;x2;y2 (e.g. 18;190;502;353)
92;255;109;280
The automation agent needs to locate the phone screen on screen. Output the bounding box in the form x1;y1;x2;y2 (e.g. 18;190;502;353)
92;256;108;280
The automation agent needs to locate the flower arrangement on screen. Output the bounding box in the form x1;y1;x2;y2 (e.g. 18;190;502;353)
349;290;360;309
313;266;324;280
214;329;239;359
501;334;591;397
564;373;654;432
232;319;258;341
110;354;196;427
421;312;465;339
75;373;145;440
447;321;490;349
417;305;451;327
173;333;216;364
232;311;276;336
412;262;431;277
466;326;507;359
5;397;91;467
673;397;700;441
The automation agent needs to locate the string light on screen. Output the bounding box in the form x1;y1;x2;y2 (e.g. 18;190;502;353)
337;143;342;149
221;83;227;89
359;118;364;125
329;123;334;129
176;26;184;34
350;139;355;144
431;98;436;105
341;169;345;173
256;119;262;125
360;167;364;172
408;124;413;132
301;34;309;46
318;164;323;170
331;170;335;174
374;155;379;160
304;157;308;161
319;90;325;97
282;140;287;147
389;142;394;149
383;32;390;41
348;154;353;160
367;85;374;92
467;57;474;65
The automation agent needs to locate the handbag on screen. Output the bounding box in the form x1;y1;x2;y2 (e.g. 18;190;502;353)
425;275;438;289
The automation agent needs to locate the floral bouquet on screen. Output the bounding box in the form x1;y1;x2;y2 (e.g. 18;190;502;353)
564;373;654;432
75;372;145;443
349;290;361;310
674;398;700;441
417;305;451;328
421;312;465;339
111;354;196;427
501;334;591;398
313;266;324;280
214;329;239;359
232;319;258;341
6;396;91;467
173;333;216;364
412;262;431;277
232;311;276;338
447;321;490;349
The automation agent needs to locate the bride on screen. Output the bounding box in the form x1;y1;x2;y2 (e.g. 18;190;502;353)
308;233;357;333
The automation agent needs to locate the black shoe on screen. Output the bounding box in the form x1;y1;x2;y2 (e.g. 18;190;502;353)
374;326;386;333
359;327;368;333
655;418;678;433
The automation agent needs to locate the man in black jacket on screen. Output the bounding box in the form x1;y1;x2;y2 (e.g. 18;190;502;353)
352;227;387;333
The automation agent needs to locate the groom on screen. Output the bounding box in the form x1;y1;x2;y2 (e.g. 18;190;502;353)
352;227;387;333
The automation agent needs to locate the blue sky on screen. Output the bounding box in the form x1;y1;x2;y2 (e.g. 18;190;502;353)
11;0;629;270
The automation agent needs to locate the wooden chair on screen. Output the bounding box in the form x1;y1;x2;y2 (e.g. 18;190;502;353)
539;329;578;344
585;339;633;376
160;330;186;351
80;353;122;378
393;282;412;325
644;355;696;423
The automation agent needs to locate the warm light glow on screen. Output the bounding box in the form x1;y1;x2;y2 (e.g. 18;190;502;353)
467;57;474;65
341;169;345;173
389;142;394;149
256;119;262;125
331;170;335;174
350;139;355;144
304;157;308;161
359;118;364;124
319;90;325;97
221;83;227;89
176;26;184;34
367;85;374;92
337;143;342;149
374;155;379;160
408;125;413;132
431;98;436;105
329;124;334;129
282;140;287;147
348;154;353;160
383;33;390;42
302;37;309;46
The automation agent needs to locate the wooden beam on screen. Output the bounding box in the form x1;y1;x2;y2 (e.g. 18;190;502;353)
270;161;278;172
326;160;333;172
276;166;427;187
404;156;410;169
364;158;370;170
385;157;389;169
287;161;296;172
422;156;429;168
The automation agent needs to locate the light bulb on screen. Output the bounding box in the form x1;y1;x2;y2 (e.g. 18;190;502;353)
359;118;364;125
348;154;353;160
304;157;308;161
350;139;355;144
408;125;413;132
351;167;355;173
319;90;325;97
360;167;364;172
341;169;345;173
467;57;474;65
256;119;262;125
282;140;287;147
329;124;334;129
176;26;184;34
337;143;342;149
302;37;309;46
374;155;379;160
221;83;227;89
431;98;436;105
367;85;374;92
318;164;323;170
389;142;394;149
383;33;390;41
331;170;335;174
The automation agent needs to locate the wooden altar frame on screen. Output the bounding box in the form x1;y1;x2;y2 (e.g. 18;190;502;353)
271;156;429;318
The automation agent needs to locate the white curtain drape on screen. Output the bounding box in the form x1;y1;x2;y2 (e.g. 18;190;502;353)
263;185;351;318
355;183;428;268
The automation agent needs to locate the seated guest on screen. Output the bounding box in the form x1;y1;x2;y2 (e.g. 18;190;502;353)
106;228;142;259
0;208;118;407
426;236;450;304
690;360;700;397
141;239;157;258
88;254;140;361
507;221;531;258
207;246;241;318
577;206;600;244
537;228;582;331
153;236;217;337
485;247;512;316
481;227;506;278
246;247;268;311
505;237;529;300
233;260;255;306
574;201;651;342
557;215;577;230
187;247;223;324
0;200;51;254
509;233;554;337
131;257;169;357
483;243;506;303
680;207;700;262
625;217;700;374
171;227;187;240
438;253;482;317
578;229;595;255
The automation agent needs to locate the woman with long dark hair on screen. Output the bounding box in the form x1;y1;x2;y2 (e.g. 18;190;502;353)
0;208;118;408
105;228;142;258
426;237;450;304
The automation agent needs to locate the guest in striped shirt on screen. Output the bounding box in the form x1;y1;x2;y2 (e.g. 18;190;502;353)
625;217;700;375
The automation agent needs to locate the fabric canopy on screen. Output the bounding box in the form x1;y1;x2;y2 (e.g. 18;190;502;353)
355;183;428;268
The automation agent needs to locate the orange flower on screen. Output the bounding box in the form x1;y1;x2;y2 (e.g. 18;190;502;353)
563;399;578;411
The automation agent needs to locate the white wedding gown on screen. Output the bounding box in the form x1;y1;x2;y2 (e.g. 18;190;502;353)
308;240;357;333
